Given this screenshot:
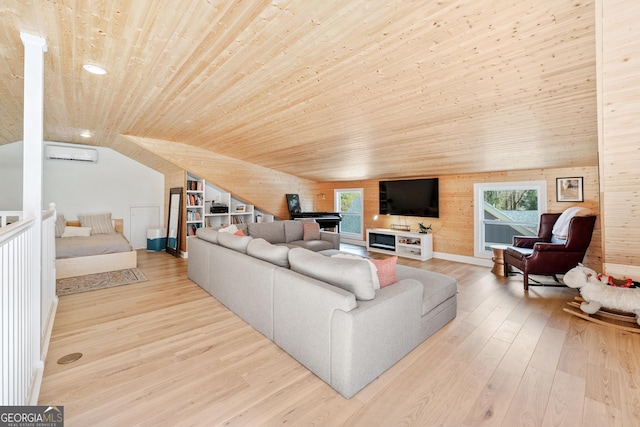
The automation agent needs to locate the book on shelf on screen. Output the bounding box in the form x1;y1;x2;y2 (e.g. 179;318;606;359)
231;216;246;224
187;210;203;221
187;223;202;236
187;180;203;191
188;194;203;206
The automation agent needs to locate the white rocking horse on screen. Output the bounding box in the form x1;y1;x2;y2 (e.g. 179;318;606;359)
562;264;640;332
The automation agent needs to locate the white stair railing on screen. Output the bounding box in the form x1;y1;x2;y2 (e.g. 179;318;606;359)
40;204;58;356
0;204;58;405
0;216;36;405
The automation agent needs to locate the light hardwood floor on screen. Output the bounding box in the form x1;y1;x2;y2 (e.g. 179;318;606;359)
39;248;640;426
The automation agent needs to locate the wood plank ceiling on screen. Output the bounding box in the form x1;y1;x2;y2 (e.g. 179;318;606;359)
1;0;597;181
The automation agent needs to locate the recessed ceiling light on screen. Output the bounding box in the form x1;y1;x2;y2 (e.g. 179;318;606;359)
82;64;107;75
80;130;92;138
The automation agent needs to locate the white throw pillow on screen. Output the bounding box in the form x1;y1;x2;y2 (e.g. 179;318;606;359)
61;226;92;238
218;224;239;234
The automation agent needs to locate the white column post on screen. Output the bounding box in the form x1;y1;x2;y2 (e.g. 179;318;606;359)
20;32;47;376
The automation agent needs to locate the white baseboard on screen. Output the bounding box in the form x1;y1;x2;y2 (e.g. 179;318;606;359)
340;238;494;267
603;263;640;278
341;237;366;246
433;252;494;267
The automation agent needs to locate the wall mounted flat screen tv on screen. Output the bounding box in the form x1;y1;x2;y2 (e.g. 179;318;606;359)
379;178;439;218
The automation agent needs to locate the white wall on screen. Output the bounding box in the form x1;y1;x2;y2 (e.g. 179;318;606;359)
0;142;24;210
0;141;165;244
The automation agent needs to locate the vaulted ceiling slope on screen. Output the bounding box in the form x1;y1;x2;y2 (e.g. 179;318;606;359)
1;1;597;181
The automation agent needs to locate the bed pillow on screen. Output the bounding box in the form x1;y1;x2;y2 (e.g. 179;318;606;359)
55;214;66;238
78;212;115;235
61;226;92;238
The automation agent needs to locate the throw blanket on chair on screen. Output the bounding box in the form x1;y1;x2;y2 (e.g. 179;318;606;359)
551;207;595;239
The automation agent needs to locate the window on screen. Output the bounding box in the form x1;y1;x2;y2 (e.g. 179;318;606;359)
474;181;547;258
334;188;363;240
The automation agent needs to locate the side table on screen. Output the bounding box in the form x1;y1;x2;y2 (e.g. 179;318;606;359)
490;245;511;276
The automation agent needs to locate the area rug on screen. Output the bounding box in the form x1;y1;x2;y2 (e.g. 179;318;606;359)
56;268;148;296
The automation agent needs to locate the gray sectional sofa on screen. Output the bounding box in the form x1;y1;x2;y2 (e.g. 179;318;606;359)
187;220;457;398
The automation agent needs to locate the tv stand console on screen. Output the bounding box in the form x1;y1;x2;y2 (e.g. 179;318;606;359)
366;228;433;261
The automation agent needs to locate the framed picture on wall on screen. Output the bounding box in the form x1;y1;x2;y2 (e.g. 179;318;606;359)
556;177;584;202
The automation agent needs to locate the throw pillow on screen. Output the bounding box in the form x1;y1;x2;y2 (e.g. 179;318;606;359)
218;224;238;234
78;212;115;235
303;222;320;241
370;256;398;288
55;214;66;238
234;229;246;236
61;226;92;238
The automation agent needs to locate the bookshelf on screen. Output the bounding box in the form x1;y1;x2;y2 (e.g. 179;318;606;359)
185;172;274;233
186;173;204;237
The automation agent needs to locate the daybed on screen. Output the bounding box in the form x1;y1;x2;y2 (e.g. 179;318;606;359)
55;213;137;279
187;220;457;398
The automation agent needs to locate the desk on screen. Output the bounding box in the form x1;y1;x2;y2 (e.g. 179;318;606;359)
490;245;510;276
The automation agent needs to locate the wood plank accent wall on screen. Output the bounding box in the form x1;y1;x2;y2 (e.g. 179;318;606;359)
597;0;640;278
318;166;602;270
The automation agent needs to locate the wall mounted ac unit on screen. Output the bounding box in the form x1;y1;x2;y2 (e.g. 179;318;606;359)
45;144;98;163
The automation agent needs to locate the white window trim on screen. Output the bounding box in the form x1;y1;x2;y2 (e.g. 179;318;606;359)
473;181;547;258
334;188;364;243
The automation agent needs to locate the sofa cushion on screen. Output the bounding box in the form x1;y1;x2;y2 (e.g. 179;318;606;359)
248;221;286;243
303;222;321;241
371;257;398;288
283;220;304;242
247;238;290;268
331;253;380;290
396;265;457;316
217;231;253;254
196;227;218;244
288;239;336;252
289;248;377;300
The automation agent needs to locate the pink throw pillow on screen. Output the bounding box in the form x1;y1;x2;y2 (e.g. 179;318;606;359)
303;222;321;241
371;257;398;288
234;229;246;236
